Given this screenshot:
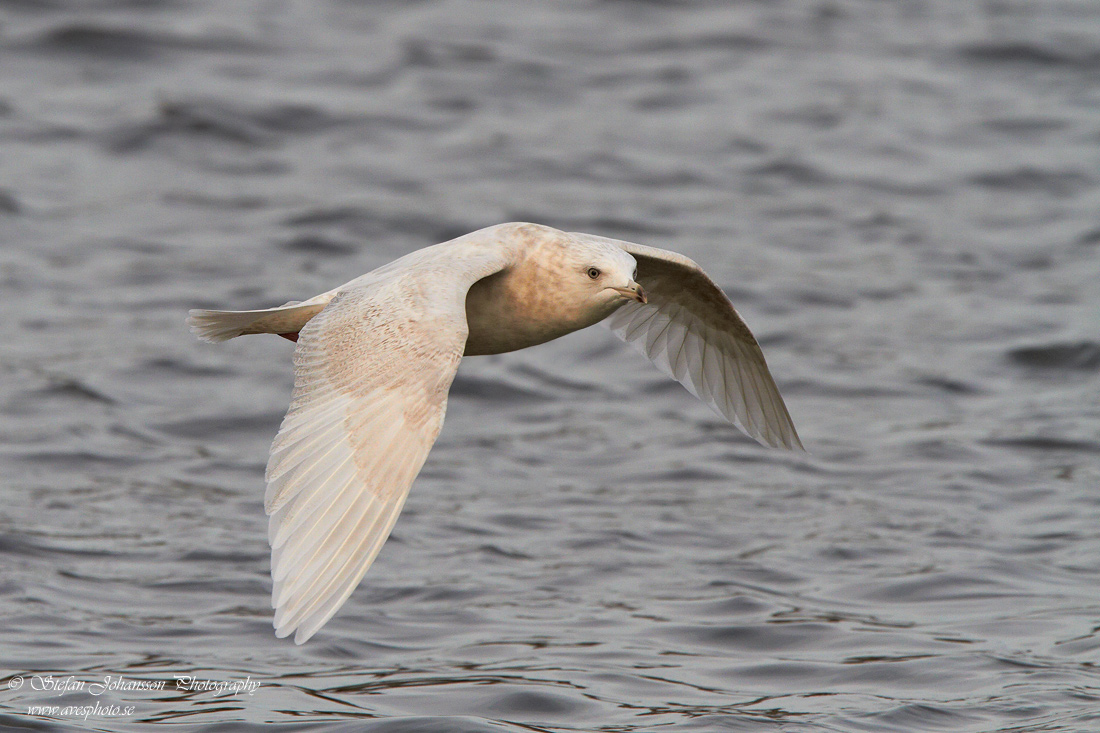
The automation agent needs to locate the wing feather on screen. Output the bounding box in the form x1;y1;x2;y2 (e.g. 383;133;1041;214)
689;327;713;405
622;306;660;342
265;240;512;644
701;328;726;409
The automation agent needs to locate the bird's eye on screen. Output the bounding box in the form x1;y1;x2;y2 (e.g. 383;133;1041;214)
587;267;601;279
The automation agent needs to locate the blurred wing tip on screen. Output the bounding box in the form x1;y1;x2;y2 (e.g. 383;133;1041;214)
272;606;313;644
771;433;807;453
750;423;806;453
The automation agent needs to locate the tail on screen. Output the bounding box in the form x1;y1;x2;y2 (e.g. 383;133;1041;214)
188;291;337;344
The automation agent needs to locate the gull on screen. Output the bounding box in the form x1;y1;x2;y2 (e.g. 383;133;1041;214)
188;222;802;643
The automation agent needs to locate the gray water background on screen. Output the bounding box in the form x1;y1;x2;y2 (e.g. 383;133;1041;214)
2;1;1100;731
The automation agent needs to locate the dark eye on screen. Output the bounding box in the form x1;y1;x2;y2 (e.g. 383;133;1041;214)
587;267;601;279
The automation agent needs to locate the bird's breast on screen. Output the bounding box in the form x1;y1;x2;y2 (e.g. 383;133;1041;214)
462;268;616;356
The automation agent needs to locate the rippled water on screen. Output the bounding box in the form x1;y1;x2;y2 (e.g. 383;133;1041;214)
2;1;1100;731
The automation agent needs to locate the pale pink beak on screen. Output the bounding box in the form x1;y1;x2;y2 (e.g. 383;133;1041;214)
613;282;648;304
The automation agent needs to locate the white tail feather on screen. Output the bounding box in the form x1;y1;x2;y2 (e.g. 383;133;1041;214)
187;291;339;343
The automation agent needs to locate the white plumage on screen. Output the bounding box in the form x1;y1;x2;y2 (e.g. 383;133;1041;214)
188;222;802;643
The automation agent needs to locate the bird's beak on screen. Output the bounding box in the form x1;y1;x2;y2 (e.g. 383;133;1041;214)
613;282;648;304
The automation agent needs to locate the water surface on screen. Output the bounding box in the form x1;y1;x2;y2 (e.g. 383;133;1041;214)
1;1;1099;731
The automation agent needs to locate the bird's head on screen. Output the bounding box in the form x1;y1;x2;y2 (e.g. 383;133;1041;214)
564;236;647;309
497;223;649;332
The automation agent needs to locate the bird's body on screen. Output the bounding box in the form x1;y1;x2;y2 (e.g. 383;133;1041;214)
188;222;802;644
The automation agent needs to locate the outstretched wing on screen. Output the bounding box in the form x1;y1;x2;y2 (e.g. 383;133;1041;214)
572;233;803;451
266;245;510;644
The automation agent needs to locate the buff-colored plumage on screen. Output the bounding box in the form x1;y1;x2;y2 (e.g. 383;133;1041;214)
188;222;802;643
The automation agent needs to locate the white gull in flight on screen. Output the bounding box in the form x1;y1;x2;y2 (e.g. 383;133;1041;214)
188;222;802;644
